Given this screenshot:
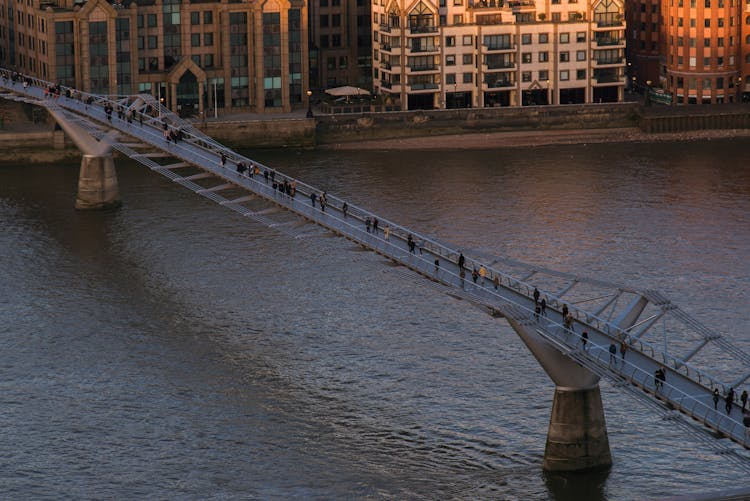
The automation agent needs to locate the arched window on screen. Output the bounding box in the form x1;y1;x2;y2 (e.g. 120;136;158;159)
745;14;750;24
594;0;621;27
745;34;750;43
408;2;434;29
388;4;400;27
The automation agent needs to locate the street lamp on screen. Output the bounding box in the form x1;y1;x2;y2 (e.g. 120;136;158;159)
645;79;652;106
737;76;743;105
546;79;551;105
306;89;313;118
631;76;636;93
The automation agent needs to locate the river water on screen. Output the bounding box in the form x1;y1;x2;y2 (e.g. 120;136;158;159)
1;138;749;500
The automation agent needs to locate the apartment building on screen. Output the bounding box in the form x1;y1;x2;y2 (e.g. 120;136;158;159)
659;0;749;103
0;0;309;115
309;0;372;89
372;0;626;110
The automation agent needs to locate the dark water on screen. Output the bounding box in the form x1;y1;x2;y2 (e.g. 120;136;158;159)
1;138;749;500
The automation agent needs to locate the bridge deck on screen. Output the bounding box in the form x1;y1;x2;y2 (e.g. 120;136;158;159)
3;72;748;464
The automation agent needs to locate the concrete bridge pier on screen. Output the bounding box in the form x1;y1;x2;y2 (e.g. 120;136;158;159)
41;105;121;210
75;153;120;210
506;316;612;472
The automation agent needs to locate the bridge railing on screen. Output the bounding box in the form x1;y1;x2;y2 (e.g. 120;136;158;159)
0;68;732;404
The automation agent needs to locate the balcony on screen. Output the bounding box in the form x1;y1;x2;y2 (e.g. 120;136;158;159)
484;80;515;89
408;64;439;73
379;24;401;34
484;62;516;71
380;44;392;52
468;0;504;8
593;56;625;67
507;0;535;10
593;37;625;47
409;82;440;92
407;45;440;54
592;74;625;85
482;44;515;53
407;25;439;36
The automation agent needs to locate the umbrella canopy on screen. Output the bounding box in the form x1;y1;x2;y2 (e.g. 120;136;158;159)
324;85;371;97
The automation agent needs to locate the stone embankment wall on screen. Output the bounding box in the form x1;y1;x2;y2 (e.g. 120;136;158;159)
311;103;640;145
200;118;315;149
639;111;750;133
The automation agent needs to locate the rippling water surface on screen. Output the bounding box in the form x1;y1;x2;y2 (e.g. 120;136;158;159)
1;138;749;500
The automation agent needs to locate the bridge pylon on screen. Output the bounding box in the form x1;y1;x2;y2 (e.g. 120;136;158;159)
505;313;612;472
44;103;120;210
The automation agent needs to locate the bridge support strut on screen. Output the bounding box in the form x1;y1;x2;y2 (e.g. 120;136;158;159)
75;153;120;210
505;316;611;472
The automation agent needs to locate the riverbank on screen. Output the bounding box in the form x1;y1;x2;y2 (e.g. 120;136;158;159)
319;126;750;150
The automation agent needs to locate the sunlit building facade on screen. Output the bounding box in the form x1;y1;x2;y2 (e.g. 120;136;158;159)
372;0;626;109
0;0;309;115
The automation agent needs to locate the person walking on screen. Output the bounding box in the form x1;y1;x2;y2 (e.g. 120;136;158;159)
471;267;479;284
533;287;540;304
479;265;487;285
609;343;617;365
581;331;588;351
342;202;348;217
726;387;735;415
372;218;379;234
408;234;415;253
365;217;371;233
310;192;316;207
713;388;720;410
493;274;499;290
384;225;390;240
458;252;465;270
540;298;547;317
741;389;748;410
619;339;627;363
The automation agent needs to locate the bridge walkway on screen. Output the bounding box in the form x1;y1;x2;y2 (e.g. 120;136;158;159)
2;71;748;467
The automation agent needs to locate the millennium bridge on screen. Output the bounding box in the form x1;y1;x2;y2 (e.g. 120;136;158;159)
2;70;749;473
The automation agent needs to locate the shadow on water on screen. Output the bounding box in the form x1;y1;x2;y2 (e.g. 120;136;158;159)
544;466;611;501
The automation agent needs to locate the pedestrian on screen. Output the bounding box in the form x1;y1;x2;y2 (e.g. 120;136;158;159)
384;225;390;240
407;234;415;253
458;252;465;269
713;388;720;410
434;258;440;274
342;202;348;217
493;274;499;290
608;343;617;365
220;152;226;166
264;170;269;183
472;267;479;283
319;192;326;212
562;304;569;319
310;192;317;207
743;410;750;436
658;367;666;389
581;330;588;351
619;339;627;362
726;387;735;415
365;217;371;233
654;369;661;390
372;218;379;234
540;298;547;316
479;265;487;285
533;287;540;304
741;390;748;410
565;312;575;332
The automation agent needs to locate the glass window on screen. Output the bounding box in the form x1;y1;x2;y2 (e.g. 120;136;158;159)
560;32;569;43
191;11;200;25
560;69;569;80
462;72;472;83
522;33;531;44
462;35;472;45
203;11;213;24
446;54;455;65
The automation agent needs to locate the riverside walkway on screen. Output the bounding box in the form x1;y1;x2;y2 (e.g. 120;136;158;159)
2;71;749;470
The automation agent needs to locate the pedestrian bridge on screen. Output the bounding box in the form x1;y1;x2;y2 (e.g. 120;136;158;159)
2;70;748;472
